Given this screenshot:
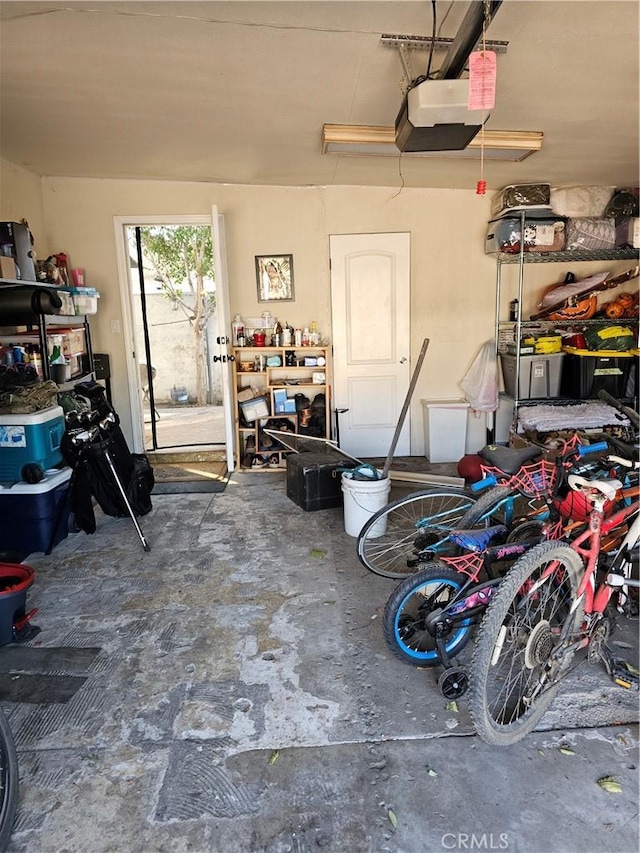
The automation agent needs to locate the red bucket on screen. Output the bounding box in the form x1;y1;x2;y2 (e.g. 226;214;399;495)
0;563;35;645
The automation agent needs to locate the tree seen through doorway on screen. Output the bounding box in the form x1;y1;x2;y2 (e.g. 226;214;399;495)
138;226;215;405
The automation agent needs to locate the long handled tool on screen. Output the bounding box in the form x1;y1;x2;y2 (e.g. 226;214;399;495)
103;449;151;552
381;338;430;480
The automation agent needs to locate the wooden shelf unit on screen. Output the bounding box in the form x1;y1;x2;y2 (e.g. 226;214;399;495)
232;345;331;470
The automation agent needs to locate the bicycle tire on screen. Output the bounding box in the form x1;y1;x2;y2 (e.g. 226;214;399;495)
456;484;514;529
356;488;477;579
0;707;19;852
382;563;474;665
470;540;584;746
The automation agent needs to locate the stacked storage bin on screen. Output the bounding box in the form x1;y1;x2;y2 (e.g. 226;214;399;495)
0;405;71;556
560;325;636;399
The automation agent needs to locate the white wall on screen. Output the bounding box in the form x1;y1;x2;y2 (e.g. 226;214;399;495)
0;159;47;258
29;176;501;450
2;166;635;453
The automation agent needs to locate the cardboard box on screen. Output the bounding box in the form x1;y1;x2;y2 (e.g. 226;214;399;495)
237;387;259;403
0;256;17;279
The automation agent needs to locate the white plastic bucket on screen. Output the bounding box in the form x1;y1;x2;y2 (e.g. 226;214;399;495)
341;471;391;538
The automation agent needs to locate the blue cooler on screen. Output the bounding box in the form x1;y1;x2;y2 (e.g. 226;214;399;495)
0;467;72;556
0;405;65;482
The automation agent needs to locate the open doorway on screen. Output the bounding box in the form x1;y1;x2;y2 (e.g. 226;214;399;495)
125;224;226;453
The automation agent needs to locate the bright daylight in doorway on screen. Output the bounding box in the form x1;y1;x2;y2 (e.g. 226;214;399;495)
126;224;226;453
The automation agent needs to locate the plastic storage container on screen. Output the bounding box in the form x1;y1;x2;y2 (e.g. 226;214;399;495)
239;395;269;424
286;450;355;511
422;400;469;463
0;467;72;556
560;348;633;398
500;352;565;399
490;183;551;218
485;215;566;254
0;405;65;482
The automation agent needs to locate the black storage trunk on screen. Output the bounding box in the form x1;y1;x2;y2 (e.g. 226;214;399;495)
286;451;355;511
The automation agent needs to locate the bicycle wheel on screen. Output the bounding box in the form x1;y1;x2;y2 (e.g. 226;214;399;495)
0;706;19;852
356;488;476;579
382;564;473;665
456;484;514;529
470;540;584;746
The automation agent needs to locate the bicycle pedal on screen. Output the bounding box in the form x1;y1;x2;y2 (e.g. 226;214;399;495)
611;661;639;690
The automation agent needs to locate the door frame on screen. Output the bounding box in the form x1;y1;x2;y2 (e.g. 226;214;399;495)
113;213;234;463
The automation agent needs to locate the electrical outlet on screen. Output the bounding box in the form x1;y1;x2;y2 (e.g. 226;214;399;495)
111;319;121;334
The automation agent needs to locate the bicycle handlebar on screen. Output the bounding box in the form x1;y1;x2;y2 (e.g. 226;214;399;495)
470;475;498;492
577;440;609;457
598;388;640;429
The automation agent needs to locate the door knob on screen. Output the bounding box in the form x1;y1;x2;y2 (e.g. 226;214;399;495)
400;357;407;364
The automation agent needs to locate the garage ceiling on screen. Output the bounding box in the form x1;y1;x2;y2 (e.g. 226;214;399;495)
1;0;638;190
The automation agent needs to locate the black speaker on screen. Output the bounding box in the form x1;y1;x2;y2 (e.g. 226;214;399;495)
93;353;111;380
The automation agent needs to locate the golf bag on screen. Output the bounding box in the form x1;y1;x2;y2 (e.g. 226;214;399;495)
60;381;154;537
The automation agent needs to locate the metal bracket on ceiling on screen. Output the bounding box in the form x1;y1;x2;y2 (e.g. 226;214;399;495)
381;33;508;89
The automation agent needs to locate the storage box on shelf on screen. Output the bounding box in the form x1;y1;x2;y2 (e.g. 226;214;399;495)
490;214;638;442
232;345;331;470
560;348;634;399
500;352;565;400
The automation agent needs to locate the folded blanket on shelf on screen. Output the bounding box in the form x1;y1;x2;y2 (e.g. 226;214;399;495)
518;402;630;433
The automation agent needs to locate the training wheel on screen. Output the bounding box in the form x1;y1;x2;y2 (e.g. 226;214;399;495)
438;667;469;699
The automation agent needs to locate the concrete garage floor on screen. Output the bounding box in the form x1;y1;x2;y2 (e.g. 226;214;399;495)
3;471;639;853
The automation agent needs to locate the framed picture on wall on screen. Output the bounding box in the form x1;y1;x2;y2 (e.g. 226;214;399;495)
255;254;294;302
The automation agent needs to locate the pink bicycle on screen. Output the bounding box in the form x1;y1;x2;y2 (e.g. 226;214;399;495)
470;452;639;746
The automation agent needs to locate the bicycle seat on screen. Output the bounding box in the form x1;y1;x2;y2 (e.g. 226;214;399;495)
450;525;508;552
567;475;622;503
479;444;541;475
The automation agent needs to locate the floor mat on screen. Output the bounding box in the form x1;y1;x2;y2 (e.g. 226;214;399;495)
152;461;229;494
0;645;101;704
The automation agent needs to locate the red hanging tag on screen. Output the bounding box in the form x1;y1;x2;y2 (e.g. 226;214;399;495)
468;51;497;111
476;180;487;196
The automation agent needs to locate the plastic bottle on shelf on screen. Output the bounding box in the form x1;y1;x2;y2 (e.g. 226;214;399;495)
302;327;310;346
232;314;245;347
310;320;319;345
49;335;66;364
294;328;302;347
30;344;42;375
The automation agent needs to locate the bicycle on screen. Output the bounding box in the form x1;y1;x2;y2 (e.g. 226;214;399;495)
356;443;547;579
470;457;640;746
0;706;19;852
381;441;616;698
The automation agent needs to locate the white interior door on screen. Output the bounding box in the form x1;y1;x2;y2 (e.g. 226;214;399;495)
330;232;411;457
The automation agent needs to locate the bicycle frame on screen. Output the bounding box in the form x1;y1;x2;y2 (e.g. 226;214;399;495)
570;500;639;620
